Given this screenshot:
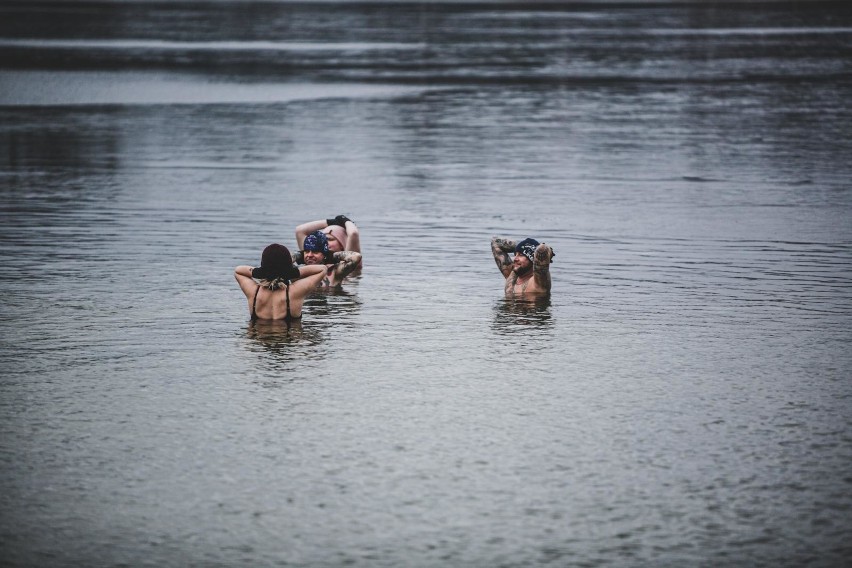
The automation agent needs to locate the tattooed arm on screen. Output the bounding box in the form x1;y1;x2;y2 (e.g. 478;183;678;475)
329;251;363;286
532;243;554;292
491;236;516;279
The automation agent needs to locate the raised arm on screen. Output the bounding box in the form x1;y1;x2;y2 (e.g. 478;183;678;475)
343;219;360;253
234;265;258;298
329;251;363;285
295;214;358;252
532;243;554;292
491;236;516;279
295;219;329;250
290;264;327;294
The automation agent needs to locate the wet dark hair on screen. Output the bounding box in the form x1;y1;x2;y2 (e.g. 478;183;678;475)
252;244;301;284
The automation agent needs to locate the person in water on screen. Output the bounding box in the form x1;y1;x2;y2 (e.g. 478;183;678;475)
491;236;554;295
295;214;361;258
295;230;362;287
235;243;326;321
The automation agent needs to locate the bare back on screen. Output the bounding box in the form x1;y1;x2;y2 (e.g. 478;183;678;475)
235;264;326;320
250;285;301;320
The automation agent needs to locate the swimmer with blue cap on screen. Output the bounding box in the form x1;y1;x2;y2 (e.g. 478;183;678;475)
295;215;363;288
491;235;555;295
302;230;332;264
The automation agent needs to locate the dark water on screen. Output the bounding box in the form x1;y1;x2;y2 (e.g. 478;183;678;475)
1;1;851;566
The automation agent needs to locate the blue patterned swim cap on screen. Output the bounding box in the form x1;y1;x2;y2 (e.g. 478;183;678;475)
303;230;329;254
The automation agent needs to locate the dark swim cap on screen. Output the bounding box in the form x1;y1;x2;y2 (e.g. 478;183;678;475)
303;230;330;254
515;238;539;262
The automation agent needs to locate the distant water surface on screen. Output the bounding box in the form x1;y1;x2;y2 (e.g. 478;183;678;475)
1;1;851;566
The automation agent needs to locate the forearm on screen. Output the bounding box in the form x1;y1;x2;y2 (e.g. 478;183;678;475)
533;243;554;291
235;265;255;278
533;265;551;291
297;264;326;278
344;221;360;253
491;236;514;276
332;251;362;280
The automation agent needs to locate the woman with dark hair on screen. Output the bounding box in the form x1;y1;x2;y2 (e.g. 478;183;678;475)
234;243;326;321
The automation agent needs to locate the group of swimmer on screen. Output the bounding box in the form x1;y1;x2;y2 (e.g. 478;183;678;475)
235;214;555;321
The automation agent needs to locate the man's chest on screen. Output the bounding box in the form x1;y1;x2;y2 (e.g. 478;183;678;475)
506;275;536;294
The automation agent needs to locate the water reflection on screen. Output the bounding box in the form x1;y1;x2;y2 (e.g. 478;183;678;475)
241;288;361;368
244;319;323;365
491;296;553;336
302;286;363;321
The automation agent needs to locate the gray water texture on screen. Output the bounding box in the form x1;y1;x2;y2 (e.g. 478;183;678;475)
1;1;851;566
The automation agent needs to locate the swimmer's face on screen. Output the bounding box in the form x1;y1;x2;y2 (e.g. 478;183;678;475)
513;253;532;274
323;230;344;253
303;250;326;265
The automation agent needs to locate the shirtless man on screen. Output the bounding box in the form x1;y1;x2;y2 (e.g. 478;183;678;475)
296;230;362;288
491;236;554;295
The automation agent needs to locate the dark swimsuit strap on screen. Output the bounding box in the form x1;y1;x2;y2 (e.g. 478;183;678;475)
252;283;299;321
285;283;302;320
251;285;261;321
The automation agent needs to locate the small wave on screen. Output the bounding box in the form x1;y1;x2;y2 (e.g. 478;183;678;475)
0;39;426;52
629;27;852;37
681;176;722;183
0;71;432;107
137;161;278;171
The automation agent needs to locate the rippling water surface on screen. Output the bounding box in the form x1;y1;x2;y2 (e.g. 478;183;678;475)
1;1;851;566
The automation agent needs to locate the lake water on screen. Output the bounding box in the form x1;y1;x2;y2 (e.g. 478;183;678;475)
1;1;851;566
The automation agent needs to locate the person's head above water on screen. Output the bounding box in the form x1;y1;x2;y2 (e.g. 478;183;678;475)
234;244;328;321
491;235;553;295
513;238;540;275
302;230;331;265
251;243;300;284
322;224;348;253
